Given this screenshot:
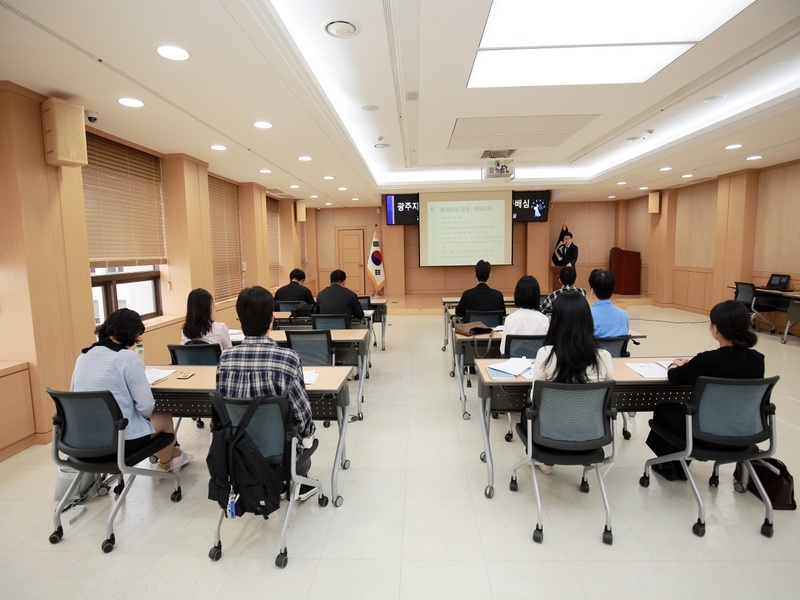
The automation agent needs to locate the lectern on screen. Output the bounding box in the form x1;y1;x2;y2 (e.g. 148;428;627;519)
609;247;640;295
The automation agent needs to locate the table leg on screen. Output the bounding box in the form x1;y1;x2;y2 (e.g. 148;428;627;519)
381;309;387;351
442;305;449;351
331;404;349;507
479;395;494;498
356;354;366;420
455;354;469;420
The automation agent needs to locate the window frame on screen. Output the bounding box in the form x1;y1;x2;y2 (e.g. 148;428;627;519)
91;269;162;321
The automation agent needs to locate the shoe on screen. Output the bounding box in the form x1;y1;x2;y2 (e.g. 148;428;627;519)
297;477;320;501
652;462;683;481
280;488;288;501
535;462;553;475
156;450;193;472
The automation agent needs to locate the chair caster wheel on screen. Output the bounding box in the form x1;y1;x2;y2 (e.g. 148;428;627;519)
602;527;613;545
639;475;650;488
171;488;182;502
761;519;774;538
449;371;455;377
323;420;331;428
208;543;222;561
354;374;359;380
532;527;543;544
734;481;746;493
366;373;370;379
504;432;513;442
491;412;499;419
509;477;518;492
149;455;158;463
480;452;486;463
463;412;470;420
275;551;288;568
195;418;205;429
692;520;706;537
580;479;590;493
101;535;115;553
319;495;329;507
622;430;631;440
342;459;351;470
466;380;472;388
484;486;494;499
98;484;110;497
442;346;447;352
709;474;719;487
333;496;343;507
358;412;364;420
49;527;63;544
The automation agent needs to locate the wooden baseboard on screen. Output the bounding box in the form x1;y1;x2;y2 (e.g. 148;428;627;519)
0;434;37;462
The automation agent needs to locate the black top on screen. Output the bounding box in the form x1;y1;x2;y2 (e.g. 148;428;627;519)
554;243;578;266
274;281;315;304
455;282;506;319
667;346;765;386
316;284;364;319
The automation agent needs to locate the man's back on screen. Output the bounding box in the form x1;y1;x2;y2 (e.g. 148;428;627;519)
316;284;364;319
455;282;506;319
275;281;314;304
591;299;629;338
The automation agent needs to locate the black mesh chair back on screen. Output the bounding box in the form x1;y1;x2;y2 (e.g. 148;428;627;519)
734;282;777;329
733;281;755;305
168;343;222;365
277;301;302;313
285;329;335;366
465;310;504;328
311;314;350;330
504;334;546;359
49;389;122;459
212;394;291;467
595;336;630;358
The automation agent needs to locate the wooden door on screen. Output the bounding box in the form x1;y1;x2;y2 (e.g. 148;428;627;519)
336;228;365;295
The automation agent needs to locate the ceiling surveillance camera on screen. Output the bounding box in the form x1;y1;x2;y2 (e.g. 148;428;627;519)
85;110;99;123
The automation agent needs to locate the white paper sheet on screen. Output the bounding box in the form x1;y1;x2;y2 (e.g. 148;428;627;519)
146;368;176;385
303;370;318;385
624;362;669;379
487;358;533;376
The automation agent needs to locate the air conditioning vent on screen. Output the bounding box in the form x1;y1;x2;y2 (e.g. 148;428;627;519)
480;149;516;159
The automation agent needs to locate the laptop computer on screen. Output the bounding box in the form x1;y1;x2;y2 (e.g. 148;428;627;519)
758;274;790;291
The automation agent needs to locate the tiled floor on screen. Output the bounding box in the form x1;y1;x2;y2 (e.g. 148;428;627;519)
2;304;799;599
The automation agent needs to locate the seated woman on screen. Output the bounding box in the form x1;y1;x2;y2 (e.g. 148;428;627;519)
500;275;549;354
646;300;764;480
181;288;232;350
71;309;193;472
528;291;615;473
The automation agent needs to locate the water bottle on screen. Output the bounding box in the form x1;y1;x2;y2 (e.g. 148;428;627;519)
136;342;145;364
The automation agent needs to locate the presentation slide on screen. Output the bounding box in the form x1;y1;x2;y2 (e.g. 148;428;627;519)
419;197;512;266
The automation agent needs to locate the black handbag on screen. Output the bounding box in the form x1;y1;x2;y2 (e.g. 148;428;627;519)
734;458;796;510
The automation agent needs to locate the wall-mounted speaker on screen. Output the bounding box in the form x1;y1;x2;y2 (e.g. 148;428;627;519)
295;200;306;222
648;191;661;214
41;97;88;167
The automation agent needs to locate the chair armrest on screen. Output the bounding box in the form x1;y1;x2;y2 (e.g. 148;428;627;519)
525;405;538;420
52;413;63;427
684;403;697;416
606;407;618;420
114;417;129;430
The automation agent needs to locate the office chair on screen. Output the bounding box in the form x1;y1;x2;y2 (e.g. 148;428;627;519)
734;282;777;332
640;375;780;538
286;329;335;366
595;336;634;440
462;310;504;387
510;380;617;545
208;393;325;567
494;334;546;442
357;295;378;346
780;298;800;344
311;313;351;330
168;342;222;429
277;301;302;313
47;388;182;553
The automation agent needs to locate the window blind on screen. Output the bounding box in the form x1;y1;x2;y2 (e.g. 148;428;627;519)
209;176;244;300
266;197;281;288
82;133;167;267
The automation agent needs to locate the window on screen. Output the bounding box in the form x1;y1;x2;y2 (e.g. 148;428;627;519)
266;197;281;288
83;133;166;319
209;176;243;300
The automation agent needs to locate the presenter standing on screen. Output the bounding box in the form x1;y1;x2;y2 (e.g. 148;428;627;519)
553;232;578;267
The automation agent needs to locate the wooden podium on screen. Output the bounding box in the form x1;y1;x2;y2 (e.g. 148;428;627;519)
549;265;562;292
609;247;641;295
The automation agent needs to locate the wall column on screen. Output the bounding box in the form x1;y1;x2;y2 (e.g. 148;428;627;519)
239;183;269;288
650;189;678;307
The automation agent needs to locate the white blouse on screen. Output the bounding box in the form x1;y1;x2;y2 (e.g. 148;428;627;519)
181;320;232;350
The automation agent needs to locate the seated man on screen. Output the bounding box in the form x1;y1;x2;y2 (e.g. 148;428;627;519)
274;268;315;304
589;268;629;338
540;266;587;313
455;260;506;320
216;286;318;501
316;269;365;320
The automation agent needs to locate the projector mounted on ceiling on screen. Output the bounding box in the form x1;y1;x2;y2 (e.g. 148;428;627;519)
482;157;515;181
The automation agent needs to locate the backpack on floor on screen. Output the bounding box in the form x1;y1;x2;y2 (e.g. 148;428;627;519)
734;458;797;510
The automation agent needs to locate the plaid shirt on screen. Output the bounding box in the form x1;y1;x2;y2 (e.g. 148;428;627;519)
217;336;315;457
540;285;587;313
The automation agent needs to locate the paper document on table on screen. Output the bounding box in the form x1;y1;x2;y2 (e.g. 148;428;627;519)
229;329;244;343
625;362;669;379
493;325;504;332
303;370;318;385
146;368;176;385
487;358;533;376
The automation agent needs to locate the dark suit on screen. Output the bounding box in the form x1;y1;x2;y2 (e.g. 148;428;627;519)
555;243;579;266
316;284;364;319
455;282;506;319
274;281;315;304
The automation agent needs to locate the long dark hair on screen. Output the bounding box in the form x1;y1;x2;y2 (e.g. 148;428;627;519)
710;300;757;358
182;288;214;340
541;292;600;383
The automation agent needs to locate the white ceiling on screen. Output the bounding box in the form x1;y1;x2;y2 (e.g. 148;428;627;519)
2;0;800;209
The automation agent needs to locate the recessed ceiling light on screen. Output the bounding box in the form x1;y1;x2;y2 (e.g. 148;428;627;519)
118;97;144;108
210;144;227;151
361;105;379;112
254;121;273;129
682;174;694;178
608;195;616;199
289;184;300;189
746;155;763;161
725;143;742;150
639;186;649;190
324;20;357;38
338;187;347;191
259;169;272;174
374;143;390;149
298;155;312;161
310;195;319;199
323;176;334;180
626;136;645;142
324;202;333;206
351;198;359;201
157;45;190;61
616;181;626;185
659;166;672;172
704;95;727;103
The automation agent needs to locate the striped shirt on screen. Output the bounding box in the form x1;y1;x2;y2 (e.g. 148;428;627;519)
540;285;587;313
217;336;315;457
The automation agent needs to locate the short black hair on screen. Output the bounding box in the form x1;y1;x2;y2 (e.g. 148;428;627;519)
589;269;616;300
330;269;347;284
559;266;577;286
514;275;542;310
475;260;491;282
96;308;145;347
236;286;274;336
289;269;306;281
563;231;573;238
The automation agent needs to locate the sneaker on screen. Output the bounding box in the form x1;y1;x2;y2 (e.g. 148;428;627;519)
535;462;553;475
156;450;194;472
297;477;320;501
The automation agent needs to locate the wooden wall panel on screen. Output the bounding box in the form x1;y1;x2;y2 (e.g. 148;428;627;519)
673;270;689;306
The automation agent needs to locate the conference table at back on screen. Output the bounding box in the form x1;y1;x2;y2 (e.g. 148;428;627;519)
753;288;800;343
149;364;352;507
472;357;693;498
